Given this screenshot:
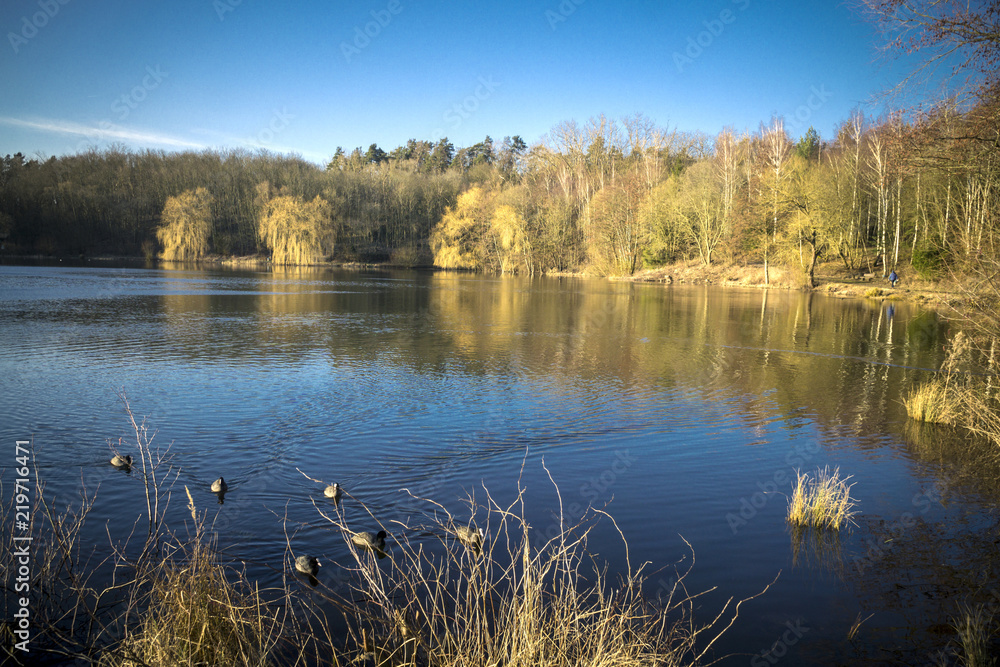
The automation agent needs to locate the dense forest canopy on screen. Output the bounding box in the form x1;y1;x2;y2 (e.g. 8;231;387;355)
1;2;996;284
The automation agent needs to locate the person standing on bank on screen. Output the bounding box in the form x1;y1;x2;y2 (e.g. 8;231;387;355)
888;270;899;287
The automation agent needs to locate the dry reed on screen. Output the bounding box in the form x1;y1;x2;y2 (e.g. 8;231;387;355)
112;488;288;667
786;467;856;531
903;379;963;424
310;460;769;666
952;603;997;667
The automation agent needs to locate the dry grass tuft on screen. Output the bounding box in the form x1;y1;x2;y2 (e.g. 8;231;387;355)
952;603;997;667
786;467;856;531
904;332;970;425
902;332;994;429
114;488;287;667
903;379;963;424
312;460;769;666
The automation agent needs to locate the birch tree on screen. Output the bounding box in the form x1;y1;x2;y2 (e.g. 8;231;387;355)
761;119;793;284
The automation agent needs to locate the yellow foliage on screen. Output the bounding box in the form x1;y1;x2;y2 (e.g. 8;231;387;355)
430;187;535;273
588;180;647;275
156;188;213;261
491;205;521;251
490;204;531;274
430;187;487;270
258;194;333;265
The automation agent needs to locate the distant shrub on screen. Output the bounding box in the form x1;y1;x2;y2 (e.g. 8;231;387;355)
641;243;671;268
912;243;947;280
390;244;431;268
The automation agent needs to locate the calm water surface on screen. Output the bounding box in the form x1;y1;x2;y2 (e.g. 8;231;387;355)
2;262;998;665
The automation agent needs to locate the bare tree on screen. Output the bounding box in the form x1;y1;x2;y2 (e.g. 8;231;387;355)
856;0;1000;100
715;128;741;237
761;119;793;284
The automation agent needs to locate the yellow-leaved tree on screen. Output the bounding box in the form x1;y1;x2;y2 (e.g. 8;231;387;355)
587;174;647;275
430;187;490;270
257;184;334;265
156;188;213;260
489;204;532;275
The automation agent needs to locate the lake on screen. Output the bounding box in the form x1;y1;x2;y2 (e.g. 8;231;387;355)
2;261;998;665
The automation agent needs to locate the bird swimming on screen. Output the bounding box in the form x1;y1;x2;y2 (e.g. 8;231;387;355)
351;530;387;552
295;555;320;577
211;477;228;493
454;526;484;549
324;482;342;501
110;454;132;468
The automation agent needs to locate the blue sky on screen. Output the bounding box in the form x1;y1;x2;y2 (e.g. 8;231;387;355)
0;0;921;164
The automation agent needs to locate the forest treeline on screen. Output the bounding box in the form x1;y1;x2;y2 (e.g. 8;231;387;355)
1;4;996;283
1;96;996;283
0;144;467;265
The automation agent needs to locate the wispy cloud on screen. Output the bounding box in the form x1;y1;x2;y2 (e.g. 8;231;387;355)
0;116;208;149
2;115;325;162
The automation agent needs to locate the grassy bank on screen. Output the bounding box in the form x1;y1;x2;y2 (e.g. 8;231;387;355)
621;259;963;309
903;332;1000;448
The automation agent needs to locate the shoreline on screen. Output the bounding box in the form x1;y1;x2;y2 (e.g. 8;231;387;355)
616;261;964;310
3;253;964;309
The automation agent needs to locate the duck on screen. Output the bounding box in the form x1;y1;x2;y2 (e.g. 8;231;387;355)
351;530;387;552
454;525;484;550
110;454;132;468
323;482;342;501
294;555;320;577
211;477;228;493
